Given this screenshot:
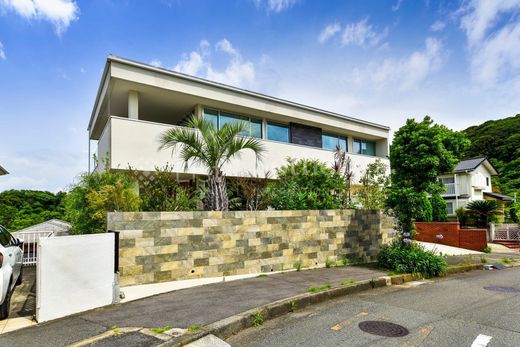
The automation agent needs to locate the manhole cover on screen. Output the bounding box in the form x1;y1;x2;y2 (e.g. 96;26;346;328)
484;286;520;293
358;320;409;337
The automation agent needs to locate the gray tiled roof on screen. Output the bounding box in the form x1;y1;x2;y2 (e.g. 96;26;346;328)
453;157;487;173
483;191;514;201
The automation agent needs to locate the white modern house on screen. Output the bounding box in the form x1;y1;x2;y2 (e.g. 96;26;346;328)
438;157;513;215
0;165;7;176
88;55;390;182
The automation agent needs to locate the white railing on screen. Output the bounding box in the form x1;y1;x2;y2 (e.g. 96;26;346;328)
494;224;519;241
15;231;54;266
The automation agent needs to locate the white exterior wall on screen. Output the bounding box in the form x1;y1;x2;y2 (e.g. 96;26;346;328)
36;233;115;322
96;120;111;172
106;117;388;183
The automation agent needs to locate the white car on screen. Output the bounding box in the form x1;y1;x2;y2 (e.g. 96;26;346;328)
0;225;23;319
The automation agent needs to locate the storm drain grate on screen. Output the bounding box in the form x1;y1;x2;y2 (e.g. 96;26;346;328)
358;320;409;337
484;286;520;293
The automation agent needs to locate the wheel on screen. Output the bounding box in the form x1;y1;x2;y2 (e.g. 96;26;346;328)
0;280;12;320
16;267;23;286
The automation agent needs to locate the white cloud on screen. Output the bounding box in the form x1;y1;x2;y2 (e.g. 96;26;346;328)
459;0;520;85
318;23;341;44
392;0;403;12
172;39;256;88
431;20;446;32
254;0;298;13
0;41;5;60
0;0;79;35
341;18;388;47
149;59;162;68
353;37;443;90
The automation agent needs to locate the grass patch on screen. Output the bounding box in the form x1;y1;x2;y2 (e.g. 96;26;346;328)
256;274;268;278
150;325;173;334
498;257;514;264
187;325;203;333
480;256;488;264
340;279;356;286
110;326;122;336
386;270;398;276
307;284;331;293
295;260;302;272
289;301;297;312
252;310;265;327
325;258;334;268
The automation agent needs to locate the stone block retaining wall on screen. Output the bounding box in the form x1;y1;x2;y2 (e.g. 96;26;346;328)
108;210;395;286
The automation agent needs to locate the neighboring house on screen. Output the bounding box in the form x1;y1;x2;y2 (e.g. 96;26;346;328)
88;56;390;182
438;157;513;216
0;165;7;176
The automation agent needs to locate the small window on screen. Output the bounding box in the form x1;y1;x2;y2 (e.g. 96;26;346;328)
353;139;376;156
250;119;263;139
267;122;289;143
322;133;347;151
204;109;219;129
446;202;454;215
486;177;490;186
219;112;249;136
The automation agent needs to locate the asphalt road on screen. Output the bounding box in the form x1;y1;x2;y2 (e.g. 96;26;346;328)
228;267;520;347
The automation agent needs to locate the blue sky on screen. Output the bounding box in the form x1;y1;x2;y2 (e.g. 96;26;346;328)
1;0;520;192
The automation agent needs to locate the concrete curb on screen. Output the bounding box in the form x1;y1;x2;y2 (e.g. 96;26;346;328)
158;264;486;347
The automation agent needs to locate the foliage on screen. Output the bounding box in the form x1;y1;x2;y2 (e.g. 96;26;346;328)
294;260;302;272
325;258;334;268
509;201;520;223
341;279;356;285
129;165;200;212
307;284;331;293
150;326;173;334
356;159;390;210
431;192;448;222
227;172;271;211
252;310;266;327
187;325;203;333
332;147;355;207
387;116;469;244
159;115;264;211
482;246;491;254
463;114;520;196
456;207;469;227
465;200;500;227
0;190;66;231
378;240;447;278
416;192;433;222
64;169;140;234
264;159;345;210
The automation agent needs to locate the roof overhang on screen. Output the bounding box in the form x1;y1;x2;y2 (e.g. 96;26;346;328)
88;55;391;134
0;165;8;176
483;191;514;201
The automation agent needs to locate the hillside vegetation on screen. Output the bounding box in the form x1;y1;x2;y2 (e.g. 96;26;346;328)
463;114;520;197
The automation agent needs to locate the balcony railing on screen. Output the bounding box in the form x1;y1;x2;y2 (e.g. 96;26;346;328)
442;183;456;195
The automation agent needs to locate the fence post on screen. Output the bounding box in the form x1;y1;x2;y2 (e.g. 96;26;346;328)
488;222;495;242
108;230;120;303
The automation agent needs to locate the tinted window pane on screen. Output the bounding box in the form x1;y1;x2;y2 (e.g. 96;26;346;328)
354;140;361;154
364;141;376;156
204;109;218;129
354;139;376;156
220;112;249;136
250;119;262;139
267;123;289;142
322;134;338;150
338;136;347;151
0;227;11;247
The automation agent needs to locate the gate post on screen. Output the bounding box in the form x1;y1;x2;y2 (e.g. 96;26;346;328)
108;230;121;303
488;222;495;242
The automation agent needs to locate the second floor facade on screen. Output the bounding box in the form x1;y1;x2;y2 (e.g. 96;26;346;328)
88;56;390;182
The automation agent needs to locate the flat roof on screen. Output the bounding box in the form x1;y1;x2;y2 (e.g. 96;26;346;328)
88;55;391;132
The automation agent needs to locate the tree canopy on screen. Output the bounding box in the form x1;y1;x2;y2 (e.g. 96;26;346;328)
463;114;520;197
0;190;66;231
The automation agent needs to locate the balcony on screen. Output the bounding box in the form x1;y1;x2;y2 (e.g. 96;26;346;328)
440;182;470;197
96;116;389;183
443;183;456;195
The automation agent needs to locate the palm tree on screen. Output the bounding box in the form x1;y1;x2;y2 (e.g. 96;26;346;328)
159;116;264;211
465;200;500;227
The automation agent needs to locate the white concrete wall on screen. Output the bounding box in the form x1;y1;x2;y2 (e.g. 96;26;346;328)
96;120;111;172
36;233;115;322
107;117;389;183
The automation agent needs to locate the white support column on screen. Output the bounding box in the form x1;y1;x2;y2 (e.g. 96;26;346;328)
128;90;139;120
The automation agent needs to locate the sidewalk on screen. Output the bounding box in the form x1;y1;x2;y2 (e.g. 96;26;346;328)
0;265;387;347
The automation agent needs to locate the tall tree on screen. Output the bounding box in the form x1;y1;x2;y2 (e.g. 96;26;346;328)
387;116;469;244
159;116;264;211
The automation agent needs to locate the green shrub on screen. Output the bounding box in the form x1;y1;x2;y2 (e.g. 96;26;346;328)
65;169;140;234
264;159;345;210
431;192;448;222
456;207;468;227
325;258;334;268
509;202;520;223
482;246;491;253
416;192;433;222
378;240;447;278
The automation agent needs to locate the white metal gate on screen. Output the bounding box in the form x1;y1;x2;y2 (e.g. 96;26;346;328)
14;231;53;266
494;224;519;240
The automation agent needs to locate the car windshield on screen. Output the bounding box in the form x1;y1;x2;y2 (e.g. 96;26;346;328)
0;226;12;247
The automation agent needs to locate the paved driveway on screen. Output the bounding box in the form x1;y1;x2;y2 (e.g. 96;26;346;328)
10;266;36;318
228;267;520;346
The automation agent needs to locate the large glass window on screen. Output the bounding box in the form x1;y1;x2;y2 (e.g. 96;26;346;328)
322;133;347;151
203;109;262;138
353;139;376;156
267;122;289;142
